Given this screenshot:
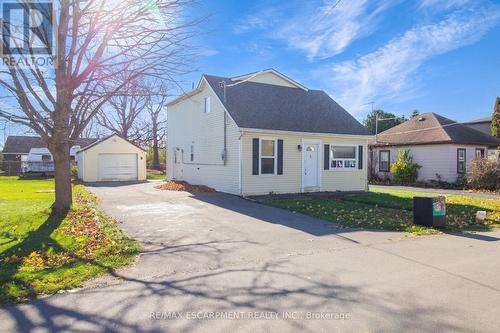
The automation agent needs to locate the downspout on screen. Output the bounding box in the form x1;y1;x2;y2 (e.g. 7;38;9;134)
219;80;227;166
223;111;227;166
238;133;242;195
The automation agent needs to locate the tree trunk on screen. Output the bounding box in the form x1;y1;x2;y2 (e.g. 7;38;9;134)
152;124;160;170
51;142;72;214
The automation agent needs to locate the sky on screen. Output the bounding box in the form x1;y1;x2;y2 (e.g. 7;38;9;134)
185;0;500;122
1;0;499;144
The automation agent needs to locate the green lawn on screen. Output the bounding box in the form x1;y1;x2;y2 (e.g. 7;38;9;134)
0;176;138;305
147;171;166;180
266;188;500;235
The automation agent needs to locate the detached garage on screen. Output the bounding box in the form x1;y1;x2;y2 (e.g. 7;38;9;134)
77;134;147;182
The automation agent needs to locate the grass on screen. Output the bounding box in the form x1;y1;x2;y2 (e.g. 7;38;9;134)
266;187;500;235
0;176;138;305
146;170;166;180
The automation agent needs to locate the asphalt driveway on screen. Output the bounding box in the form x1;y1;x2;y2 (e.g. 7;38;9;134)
1;181;500;332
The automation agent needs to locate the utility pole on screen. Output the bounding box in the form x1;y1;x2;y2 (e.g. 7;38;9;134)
376;115;399;142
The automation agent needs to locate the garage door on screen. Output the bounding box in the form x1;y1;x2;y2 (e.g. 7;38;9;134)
98;154;138;181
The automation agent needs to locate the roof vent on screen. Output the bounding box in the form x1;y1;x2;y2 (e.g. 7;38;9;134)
418;117;425;122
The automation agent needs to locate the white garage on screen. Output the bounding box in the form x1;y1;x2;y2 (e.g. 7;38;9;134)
77;134;147;182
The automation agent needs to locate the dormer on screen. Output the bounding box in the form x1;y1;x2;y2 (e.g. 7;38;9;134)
230;69;308;91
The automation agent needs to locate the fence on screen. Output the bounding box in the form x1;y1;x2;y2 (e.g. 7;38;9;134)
1;160;55;176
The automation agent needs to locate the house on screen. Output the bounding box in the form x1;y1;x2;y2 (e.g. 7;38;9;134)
462;97;500;160
463;116;492;136
1;136;97;175
369;113;500;183
77;134;147;182
166;69;372;196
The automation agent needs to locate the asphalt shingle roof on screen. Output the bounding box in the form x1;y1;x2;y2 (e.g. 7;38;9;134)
203;74;370;136
464;116;492;124
374;113;500;147
1;136;98;154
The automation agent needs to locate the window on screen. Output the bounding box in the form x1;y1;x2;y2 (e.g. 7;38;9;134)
475;148;485;159
260;139;276;174
330;146;356;169
457;148;466;174
41;154;52;162
204;96;211;113
379;150;390;172
190;144;194;161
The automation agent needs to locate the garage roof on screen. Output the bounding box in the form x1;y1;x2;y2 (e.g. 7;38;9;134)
78;134;146;152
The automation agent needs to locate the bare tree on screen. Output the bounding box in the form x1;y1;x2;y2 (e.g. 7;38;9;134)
96;77;148;143
0;0;197;212
144;81;169;169
81;117;105;139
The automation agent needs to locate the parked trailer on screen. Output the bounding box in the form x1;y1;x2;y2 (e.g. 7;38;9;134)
21;148;55;175
21;146;82;176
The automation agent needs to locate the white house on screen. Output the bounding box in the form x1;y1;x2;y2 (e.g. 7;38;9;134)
166;69;373;196
369;113;500;183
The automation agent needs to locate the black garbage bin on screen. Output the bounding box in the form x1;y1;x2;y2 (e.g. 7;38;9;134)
413;196;446;227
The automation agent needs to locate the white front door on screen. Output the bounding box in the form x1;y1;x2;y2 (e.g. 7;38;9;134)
303;144;319;187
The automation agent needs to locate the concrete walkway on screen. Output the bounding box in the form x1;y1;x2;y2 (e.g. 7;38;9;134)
1;182;500;332
370;184;499;199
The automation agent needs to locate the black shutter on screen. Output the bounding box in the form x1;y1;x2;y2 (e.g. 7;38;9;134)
358;145;363;169
252;138;259;175
324;144;330;170
277;139;283;175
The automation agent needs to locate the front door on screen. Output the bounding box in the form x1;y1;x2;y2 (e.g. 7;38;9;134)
303;144;319;187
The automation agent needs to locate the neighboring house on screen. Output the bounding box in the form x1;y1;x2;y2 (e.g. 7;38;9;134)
369;113;500;183
77;134;147;182
166;69;372;196
1;136;97;175
463;116;492;136
462;97;500;160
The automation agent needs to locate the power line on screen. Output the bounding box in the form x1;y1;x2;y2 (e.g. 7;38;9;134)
376;121;464;138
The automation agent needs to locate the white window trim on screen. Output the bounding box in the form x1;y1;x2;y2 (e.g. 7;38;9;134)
204;96;211;113
457;148;466;174
379;150;390;172
329;144;358;171
259;137;277;176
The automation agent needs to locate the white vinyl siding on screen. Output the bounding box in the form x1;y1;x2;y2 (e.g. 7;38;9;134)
204;96;211;113
166;79;240;194
245;72;298;88
241;132;368;195
371;144;487;183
